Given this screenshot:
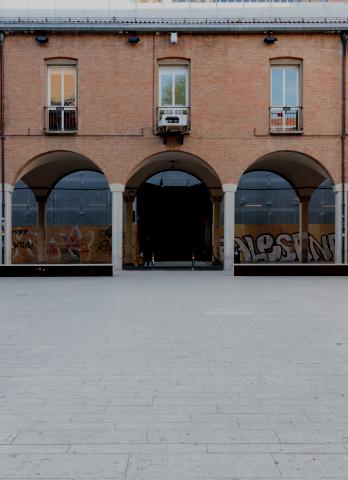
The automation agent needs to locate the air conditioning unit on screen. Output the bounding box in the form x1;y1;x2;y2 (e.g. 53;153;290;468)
158;113;188;130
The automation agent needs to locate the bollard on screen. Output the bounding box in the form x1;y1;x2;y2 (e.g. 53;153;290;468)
234;247;241;264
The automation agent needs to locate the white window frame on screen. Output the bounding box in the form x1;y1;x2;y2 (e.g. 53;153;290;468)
47;65;77;108
159;65;189;107
46;64;77;132
270;64;300;108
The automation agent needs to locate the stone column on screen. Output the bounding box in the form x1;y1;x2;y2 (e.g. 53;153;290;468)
3;183;14;265
299;194;311;263
36;196;47;263
110;183;125;273
124;193;135;266
211;192;223;264
223;183;237;271
334;184;343;264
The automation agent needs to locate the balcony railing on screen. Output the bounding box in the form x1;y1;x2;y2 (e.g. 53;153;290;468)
157;107;191;131
157;107;191;144
269;106;303;134
44;106;78;133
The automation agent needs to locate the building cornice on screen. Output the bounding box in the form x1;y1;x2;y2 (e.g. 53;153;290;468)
1;15;348;33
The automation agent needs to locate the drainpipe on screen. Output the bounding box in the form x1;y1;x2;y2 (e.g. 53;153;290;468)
341;32;347;263
0;32;4;265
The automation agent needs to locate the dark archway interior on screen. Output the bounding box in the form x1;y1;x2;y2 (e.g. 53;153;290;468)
137;171;212;262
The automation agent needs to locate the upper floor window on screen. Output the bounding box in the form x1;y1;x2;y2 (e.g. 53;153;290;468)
270;63;302;134
157;64;190;141
159;65;189;107
46;63;77;133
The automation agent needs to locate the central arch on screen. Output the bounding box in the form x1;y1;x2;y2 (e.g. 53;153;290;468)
125;151;222;266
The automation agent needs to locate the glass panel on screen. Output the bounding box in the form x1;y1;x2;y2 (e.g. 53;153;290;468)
174;72;187;106
64;109;77;131
49;69;62;106
146;171;200;187
64;68;76;106
160;72;173;106
48;109;62;131
271;68;283;106
285;67;299;106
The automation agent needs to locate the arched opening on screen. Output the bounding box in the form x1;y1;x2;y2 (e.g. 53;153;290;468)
12;151;111;264
235;171;300;263
235;152;335;264
137;171;212;263
125;151;222;267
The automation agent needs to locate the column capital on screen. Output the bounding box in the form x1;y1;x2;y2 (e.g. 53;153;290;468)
110;183;125;193
35;195;48;203
333;183;348;193
298;188;314;202
299;195;312;203
124;188;136;202
222;183;238;193
33;188;50;199
209;188;223;198
1;183;14;193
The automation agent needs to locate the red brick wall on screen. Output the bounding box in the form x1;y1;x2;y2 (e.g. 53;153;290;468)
2;31;344;186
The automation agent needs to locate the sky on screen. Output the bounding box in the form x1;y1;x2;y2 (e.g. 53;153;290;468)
1;0;137;10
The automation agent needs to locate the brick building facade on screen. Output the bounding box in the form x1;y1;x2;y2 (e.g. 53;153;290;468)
0;1;347;272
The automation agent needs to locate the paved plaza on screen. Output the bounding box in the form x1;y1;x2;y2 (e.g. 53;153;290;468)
1;271;348;479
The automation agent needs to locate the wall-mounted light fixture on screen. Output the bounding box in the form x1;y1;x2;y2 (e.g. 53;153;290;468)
128;35;140;45
170;32;178;45
264;34;277;45
36;35;49;45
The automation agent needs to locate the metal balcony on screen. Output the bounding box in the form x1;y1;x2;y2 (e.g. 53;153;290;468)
44;106;78;133
269;106;303;134
157;106;190;144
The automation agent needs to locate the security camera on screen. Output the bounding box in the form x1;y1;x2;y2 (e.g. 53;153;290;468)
170;32;178;45
128;35;140;45
36;35;49;45
264;35;277;45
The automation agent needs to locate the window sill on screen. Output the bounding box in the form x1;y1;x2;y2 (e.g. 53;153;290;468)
269;130;303;136
43;130;78;135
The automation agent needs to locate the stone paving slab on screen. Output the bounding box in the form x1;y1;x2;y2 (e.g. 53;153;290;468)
1;271;348;479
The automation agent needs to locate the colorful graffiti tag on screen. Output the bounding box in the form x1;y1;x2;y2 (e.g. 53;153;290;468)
12;225;112;264
233;224;335;263
234;232;335;262
12;223;336;264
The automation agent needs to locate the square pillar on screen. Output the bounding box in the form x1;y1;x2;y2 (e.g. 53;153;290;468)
223;183;237;272
334;184;344;264
110;183;125;273
1;183;14;265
